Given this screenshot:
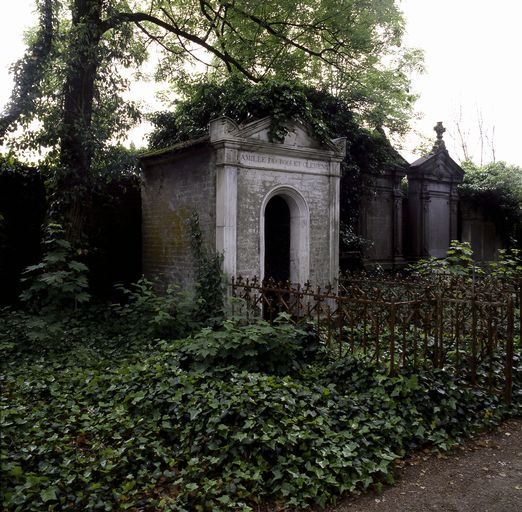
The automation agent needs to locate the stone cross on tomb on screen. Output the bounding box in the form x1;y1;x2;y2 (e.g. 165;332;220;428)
433;121;446;152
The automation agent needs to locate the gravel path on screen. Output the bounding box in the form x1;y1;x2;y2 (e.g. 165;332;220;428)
329;419;522;512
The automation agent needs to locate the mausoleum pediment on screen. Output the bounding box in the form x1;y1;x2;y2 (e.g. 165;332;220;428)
409;150;464;182
409;122;464;183
209;116;344;155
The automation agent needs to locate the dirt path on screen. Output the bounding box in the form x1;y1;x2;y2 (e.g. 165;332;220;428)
329;419;522;512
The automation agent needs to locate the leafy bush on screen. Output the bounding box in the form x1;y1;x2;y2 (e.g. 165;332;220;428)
19;223;91;312
2;319;519;512
177;315;319;376
409;240;480;277
490;248;522;278
111;277;198;341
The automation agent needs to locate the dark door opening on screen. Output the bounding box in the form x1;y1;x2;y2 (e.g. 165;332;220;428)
264;195;290;283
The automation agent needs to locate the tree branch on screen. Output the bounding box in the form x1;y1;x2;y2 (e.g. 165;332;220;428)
102;10;261;82
0;0;54;141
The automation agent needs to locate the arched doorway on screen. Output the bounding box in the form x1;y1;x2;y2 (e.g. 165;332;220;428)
260;186;310;284
264;195;291;282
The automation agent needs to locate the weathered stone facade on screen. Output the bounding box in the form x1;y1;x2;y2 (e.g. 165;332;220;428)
141;140;216;288
460;201;504;261
141;119;506;288
359;166;407;268
140;117;345;287
406;124;464;259
359;122;505;266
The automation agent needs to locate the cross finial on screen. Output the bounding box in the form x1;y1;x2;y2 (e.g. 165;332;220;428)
433;121;446;152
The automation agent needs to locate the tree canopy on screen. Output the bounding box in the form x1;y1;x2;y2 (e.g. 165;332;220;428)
460;160;522;247
0;0;420;244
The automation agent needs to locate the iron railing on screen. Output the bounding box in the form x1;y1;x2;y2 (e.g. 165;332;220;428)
231;275;520;404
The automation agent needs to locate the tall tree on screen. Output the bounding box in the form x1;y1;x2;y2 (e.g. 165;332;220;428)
1;0;420;244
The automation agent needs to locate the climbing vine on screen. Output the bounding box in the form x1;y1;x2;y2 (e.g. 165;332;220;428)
189;211;225;324
149;77;408;255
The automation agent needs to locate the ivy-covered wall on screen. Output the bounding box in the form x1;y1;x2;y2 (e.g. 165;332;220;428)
0;156;142;305
148;77;409;263
0;159;47;304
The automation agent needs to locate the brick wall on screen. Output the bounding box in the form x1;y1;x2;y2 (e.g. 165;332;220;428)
141;144;216;288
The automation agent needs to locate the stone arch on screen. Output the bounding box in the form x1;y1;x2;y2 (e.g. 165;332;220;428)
260;186;310;283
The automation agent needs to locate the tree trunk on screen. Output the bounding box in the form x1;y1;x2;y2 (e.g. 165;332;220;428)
55;0;103;245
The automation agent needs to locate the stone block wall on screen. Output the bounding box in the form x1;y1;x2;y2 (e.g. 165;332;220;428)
359;170;405;268
460;201;504;261
141;143;216;288
235;168;333;285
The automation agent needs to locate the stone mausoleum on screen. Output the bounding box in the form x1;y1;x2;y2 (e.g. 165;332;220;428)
140;117;346;288
358;122;466;267
141;118;504;287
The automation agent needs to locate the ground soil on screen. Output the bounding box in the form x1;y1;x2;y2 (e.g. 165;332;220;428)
328;418;522;512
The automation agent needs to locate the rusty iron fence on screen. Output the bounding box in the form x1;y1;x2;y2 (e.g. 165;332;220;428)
230;275;520;404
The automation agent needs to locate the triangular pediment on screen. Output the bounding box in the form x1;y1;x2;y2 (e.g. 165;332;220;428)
209;116;344;154
238;117;322;148
409;149;464;182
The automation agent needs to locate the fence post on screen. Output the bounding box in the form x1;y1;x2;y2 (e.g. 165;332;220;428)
470;296;478;386
435;295;443;368
505;296;515;405
389;301;396;374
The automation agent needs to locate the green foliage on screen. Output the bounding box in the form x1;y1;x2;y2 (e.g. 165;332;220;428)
459;160;522;247
340;224;373;253
151;0;420;134
111;277;198;341
410;241;522;279
1;306;519;511
149;78;333;148
409;240;481;277
178;315;319;376
490;248;522;278
2;0;146;159
20;223;90;312
189;211;226;326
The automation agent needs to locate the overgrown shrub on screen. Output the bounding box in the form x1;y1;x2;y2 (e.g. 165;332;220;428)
2;318;519;511
408;240;479;277
177;315;319;376
20;223;91;313
111;277;198;341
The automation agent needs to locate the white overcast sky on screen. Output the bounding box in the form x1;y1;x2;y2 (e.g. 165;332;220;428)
1;0;521;166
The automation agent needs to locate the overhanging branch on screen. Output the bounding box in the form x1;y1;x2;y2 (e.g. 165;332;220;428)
102;10;261;82
0;0;54;141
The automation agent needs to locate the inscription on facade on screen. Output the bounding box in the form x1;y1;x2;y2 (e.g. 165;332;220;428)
239;151;329;172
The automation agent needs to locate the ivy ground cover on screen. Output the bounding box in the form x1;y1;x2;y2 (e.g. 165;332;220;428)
1;318;521;511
